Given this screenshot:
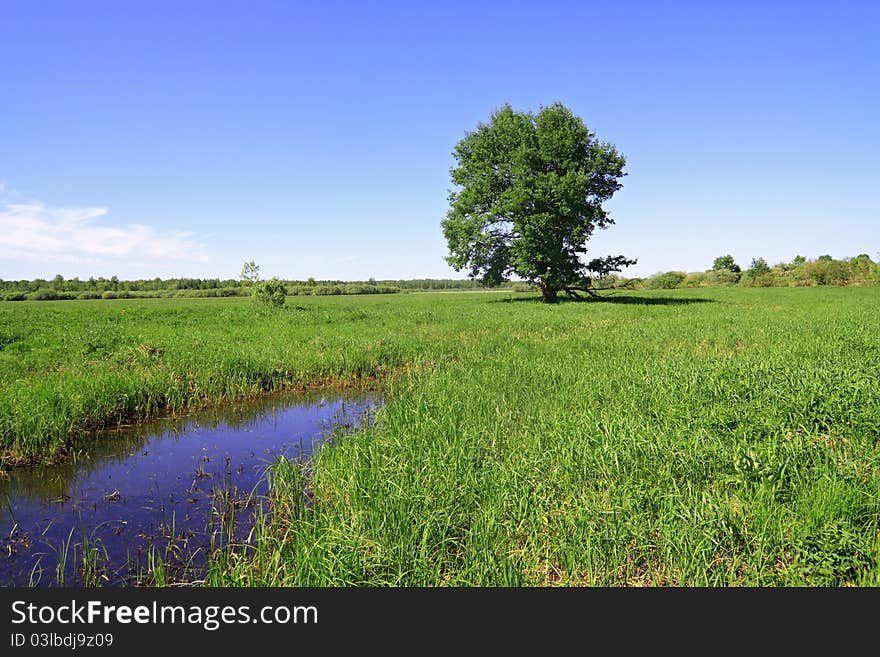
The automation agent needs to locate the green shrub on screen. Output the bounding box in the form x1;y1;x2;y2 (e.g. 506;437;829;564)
645;271;687;289
4;292;27;301
752;273;776;287
28;289;59;301
252;278;287;307
680;272;708;288
802;259;852;286
706;269;740;286
313;285;343;296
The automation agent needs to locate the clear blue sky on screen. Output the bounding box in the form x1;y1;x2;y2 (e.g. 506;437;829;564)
1;0;877;281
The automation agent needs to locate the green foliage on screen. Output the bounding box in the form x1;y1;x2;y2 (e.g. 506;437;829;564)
712;254;741;273
6;253;880;304
706;269;741;286
680;272;708;288
28;289;60;301
748;257;771;276
573;250;880;292
240;260;260;285
252;278;287;307
800;258;852;286
312;284;343;296
645;271;687;289
442;102;634;302
0;276;466;301
101;290;133;299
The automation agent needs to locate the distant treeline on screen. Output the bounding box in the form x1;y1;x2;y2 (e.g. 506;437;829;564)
0;275;515;301
617;253;880;290
5;254;873;301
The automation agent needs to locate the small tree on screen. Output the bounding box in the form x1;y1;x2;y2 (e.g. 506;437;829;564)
711;255;741;273
252;277;287;307
240;260;261;286
748;257;771;276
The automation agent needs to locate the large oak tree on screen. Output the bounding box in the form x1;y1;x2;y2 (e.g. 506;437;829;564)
442;102;635;303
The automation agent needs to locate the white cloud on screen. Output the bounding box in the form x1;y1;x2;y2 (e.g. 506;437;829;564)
0;195;208;269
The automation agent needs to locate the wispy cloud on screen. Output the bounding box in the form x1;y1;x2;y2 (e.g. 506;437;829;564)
0;194;208;268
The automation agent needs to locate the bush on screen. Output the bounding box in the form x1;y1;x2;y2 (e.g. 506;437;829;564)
4;292;27;301
645;271;687;289
77;292;102;300
28;289;59;301
705;269;740;286
252;278;287;307
313;285;343;296
801;259;852;286
680;272;708;288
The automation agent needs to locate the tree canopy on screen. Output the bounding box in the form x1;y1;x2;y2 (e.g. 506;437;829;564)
442;102;635;302
712;254;741;273
748;257;771;275
240;260;260;285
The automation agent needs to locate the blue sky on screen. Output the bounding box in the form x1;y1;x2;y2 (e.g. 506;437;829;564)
1;0;877;281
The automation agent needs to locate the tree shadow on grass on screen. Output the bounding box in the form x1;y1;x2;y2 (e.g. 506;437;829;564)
491;294;714;306
588;295;714;306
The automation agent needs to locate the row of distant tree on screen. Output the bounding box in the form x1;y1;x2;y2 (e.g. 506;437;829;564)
2;254;875;301
0;274;514;301
621;253;880;290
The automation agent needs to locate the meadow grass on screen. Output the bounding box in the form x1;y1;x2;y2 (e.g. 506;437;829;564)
2;287;880;585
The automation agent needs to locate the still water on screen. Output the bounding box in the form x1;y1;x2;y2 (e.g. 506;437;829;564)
0;390;381;587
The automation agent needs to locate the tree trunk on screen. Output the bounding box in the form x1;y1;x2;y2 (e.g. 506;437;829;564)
539;282;558;303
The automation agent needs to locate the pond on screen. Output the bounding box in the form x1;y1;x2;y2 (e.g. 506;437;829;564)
0;389;382;587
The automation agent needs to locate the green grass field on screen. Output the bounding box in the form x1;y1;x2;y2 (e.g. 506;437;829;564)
2;288;879;585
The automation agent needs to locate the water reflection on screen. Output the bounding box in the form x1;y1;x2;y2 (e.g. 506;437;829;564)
0;389;381;587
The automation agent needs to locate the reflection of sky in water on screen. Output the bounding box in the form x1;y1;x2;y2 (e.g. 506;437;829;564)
0;390;381;587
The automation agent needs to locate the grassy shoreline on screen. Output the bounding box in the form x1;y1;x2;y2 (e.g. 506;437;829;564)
3;289;880;585
0;295;422;467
